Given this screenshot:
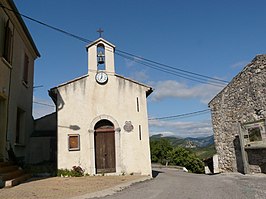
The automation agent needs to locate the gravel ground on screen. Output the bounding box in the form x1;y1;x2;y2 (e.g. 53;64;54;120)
0;175;149;199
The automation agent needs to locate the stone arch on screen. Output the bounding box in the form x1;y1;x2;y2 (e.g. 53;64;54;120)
88;115;121;174
89;114;120;132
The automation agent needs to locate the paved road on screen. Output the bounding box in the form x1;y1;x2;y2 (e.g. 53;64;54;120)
94;168;266;199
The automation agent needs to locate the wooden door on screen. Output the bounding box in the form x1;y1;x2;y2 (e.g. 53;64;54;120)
95;129;116;173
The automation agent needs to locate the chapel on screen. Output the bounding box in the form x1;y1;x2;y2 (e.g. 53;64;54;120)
49;37;153;175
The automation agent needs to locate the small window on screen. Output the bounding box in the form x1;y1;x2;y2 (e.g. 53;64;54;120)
68;134;80;151
139;125;142;140
248;127;262;142
136;97;139;112
23;54;29;84
97;44;105;70
3;21;13;64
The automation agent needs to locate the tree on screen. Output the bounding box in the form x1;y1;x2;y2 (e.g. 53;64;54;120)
167;147;204;173
150;139;204;173
150;139;172;164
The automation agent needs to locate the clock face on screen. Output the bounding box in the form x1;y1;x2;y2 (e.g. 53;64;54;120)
95;71;108;84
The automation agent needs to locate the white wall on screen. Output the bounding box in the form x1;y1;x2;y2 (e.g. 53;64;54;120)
56;73;152;176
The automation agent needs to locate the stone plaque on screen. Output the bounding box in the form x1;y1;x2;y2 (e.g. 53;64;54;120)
123;121;134;132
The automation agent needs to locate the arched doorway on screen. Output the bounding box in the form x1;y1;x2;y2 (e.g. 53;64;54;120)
94;119;116;173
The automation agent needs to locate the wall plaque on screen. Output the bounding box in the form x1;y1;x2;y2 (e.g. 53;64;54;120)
123;121;134;132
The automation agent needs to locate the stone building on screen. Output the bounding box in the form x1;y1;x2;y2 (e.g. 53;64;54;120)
0;0;40;163
209;55;266;174
49;37;153;176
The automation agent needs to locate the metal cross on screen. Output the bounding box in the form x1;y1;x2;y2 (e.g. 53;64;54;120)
97;28;104;37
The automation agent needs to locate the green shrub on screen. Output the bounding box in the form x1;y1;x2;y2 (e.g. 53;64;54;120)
150;140;205;174
167;147;204;173
57;166;84;177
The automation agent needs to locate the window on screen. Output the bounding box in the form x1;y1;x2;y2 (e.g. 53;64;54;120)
16;108;25;144
248;127;262;142
3;21;13;64
97;44;105;70
139;125;142;140
136;97;139;112
68;134;80;151
23;54;29;84
243;120;266;146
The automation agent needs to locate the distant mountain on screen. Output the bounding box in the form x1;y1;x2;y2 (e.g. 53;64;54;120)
150;134;214;148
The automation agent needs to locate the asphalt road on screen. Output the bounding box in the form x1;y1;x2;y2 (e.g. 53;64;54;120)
94;168;266;199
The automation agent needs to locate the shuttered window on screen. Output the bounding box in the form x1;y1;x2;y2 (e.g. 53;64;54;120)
23;54;29;84
3;22;13;64
68;134;80;151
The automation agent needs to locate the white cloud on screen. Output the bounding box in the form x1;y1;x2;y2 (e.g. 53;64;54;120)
149;131;176;137
150;80;222;104
129;70;149;82
124;56;143;68
149;119;213;138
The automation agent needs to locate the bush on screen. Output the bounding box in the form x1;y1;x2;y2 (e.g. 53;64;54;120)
150;140;205;173
168;147;204;173
57;166;85;177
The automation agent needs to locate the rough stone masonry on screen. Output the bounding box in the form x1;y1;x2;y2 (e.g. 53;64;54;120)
209;54;266;173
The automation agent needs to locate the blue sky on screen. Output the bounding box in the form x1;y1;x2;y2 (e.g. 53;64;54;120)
13;0;266;137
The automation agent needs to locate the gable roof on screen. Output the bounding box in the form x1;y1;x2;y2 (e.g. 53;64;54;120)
49;73;153;102
208;54;265;106
86;37;116;50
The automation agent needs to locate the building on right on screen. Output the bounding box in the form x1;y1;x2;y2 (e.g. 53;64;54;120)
209;54;266;174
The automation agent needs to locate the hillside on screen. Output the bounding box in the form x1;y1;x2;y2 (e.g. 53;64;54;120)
150;134;216;160
150;134;214;148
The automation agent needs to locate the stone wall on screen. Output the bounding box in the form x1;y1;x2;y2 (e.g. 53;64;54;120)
209;54;266;173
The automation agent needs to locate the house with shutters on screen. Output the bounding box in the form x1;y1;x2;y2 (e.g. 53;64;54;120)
49;37;153;176
0;0;40;163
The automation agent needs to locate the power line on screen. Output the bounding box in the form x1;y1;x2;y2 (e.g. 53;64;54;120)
148;109;210;121
33;101;55;107
116;52;226;87
0;4;228;87
116;50;229;84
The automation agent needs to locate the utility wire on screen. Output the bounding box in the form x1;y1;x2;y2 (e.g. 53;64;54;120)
0;4;228;87
116;52;226;87
117;49;228;84
33;101;55;107
34;99;210;121
148;109;210;121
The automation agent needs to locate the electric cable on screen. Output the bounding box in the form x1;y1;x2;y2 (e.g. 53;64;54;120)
0;3;229;87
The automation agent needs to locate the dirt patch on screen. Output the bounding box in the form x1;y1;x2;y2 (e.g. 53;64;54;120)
0;175;147;199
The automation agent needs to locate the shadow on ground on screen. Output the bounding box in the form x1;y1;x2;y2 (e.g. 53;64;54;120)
152;169;164;178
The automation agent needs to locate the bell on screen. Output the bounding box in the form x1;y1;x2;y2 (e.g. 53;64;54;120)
97;51;105;64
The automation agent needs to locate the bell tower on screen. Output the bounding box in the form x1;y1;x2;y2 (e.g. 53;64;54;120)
86;36;116;74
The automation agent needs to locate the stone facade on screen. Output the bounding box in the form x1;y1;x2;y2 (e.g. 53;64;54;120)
209;55;266;173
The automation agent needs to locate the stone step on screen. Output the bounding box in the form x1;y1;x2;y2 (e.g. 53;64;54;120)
0;162;14;168
0;169;24;181
0;165;18;173
5;173;31;187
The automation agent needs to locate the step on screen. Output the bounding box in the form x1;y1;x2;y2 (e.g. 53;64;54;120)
0;162;14;168
0;165;18;174
0;169;24;181
5;173;31;187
